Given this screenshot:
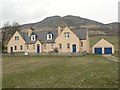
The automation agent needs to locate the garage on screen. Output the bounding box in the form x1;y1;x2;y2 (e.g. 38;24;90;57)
104;48;112;54
94;48;102;54
92;39;114;54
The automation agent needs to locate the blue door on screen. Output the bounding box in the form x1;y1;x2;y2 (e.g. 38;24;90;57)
72;44;76;52
37;44;40;53
94;48;102;54
104;48;112;54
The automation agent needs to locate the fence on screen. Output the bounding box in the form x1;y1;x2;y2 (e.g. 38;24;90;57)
2;51;87;57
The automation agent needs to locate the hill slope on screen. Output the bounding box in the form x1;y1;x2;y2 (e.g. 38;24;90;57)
20;15;118;36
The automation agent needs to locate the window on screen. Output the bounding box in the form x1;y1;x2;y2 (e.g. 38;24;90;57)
44;44;46;49
32;36;35;40
33;45;35;49
31;35;36;41
51;44;54;49
81;42;83;47
67;43;70;49
59;44;62;49
20;45;23;50
27;45;29;50
47;34;52;40
15;46;17;50
49;35;51;39
64;32;70;37
15;36;19;41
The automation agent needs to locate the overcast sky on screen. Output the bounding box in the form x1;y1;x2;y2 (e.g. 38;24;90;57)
1;0;119;27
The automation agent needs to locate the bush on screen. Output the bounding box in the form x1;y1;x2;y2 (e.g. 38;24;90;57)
53;48;58;52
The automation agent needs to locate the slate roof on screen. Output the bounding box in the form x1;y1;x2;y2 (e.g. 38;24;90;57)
35;30;58;43
19;32;36;44
18;28;87;44
72;29;87;40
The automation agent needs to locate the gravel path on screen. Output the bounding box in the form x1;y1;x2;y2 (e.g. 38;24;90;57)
102;55;119;62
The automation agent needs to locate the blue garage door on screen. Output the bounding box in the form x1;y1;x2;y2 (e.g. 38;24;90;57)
104;48;112;54
94;48;102;54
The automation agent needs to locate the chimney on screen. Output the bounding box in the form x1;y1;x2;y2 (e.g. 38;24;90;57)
27;27;34;36
58;26;63;35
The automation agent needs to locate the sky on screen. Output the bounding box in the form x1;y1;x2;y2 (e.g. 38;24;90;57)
1;0;119;27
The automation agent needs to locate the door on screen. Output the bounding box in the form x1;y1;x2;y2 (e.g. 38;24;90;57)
72;44;76;52
104;48;112;54
94;48;102;54
11;47;13;53
37;44;40;53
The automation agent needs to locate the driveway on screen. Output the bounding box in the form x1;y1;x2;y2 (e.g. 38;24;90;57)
102;55;119;62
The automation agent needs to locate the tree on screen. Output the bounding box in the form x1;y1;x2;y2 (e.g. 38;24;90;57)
2;21;11;52
2;21;20;52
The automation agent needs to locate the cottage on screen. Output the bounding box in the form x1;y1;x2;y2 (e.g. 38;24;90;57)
92;38;114;54
7;26;89;53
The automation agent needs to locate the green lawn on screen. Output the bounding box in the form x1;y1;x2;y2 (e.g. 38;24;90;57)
2;55;118;88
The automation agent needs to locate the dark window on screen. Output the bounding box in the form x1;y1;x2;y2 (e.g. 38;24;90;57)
81;42;83;47
49;35;51;39
44;44;46;49
32;36;35;40
27;45;29;50
15;46;17;50
20;45;23;50
64;32;70;37
59;44;62;49
15;36;19;41
67;43;70;49
33;45;35;49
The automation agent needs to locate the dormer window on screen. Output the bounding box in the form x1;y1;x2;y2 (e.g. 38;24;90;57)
47;32;53;40
31;35;36;41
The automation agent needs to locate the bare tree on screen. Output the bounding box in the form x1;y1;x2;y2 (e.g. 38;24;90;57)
2;21;20;52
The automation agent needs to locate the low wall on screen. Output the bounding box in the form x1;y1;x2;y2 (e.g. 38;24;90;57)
2;51;87;57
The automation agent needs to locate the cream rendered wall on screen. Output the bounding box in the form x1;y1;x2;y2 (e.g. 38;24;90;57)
80;31;89;53
43;43;55;52
55;27;80;52
80;40;87;52
92;39;114;54
25;40;42;53
7;31;26;53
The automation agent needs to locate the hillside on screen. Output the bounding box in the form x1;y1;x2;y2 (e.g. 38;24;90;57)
20;15;118;36
1;15;119;52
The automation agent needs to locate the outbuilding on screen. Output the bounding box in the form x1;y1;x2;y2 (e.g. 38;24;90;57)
92;38;114;54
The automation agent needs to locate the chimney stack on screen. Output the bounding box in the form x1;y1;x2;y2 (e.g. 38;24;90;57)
58;26;63;35
27;27;34;36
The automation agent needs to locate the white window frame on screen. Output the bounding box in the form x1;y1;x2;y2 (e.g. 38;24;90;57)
47;34;52;40
31;35;36;41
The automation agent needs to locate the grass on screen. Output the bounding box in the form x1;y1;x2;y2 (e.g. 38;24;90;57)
2;54;118;88
2;36;118;88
